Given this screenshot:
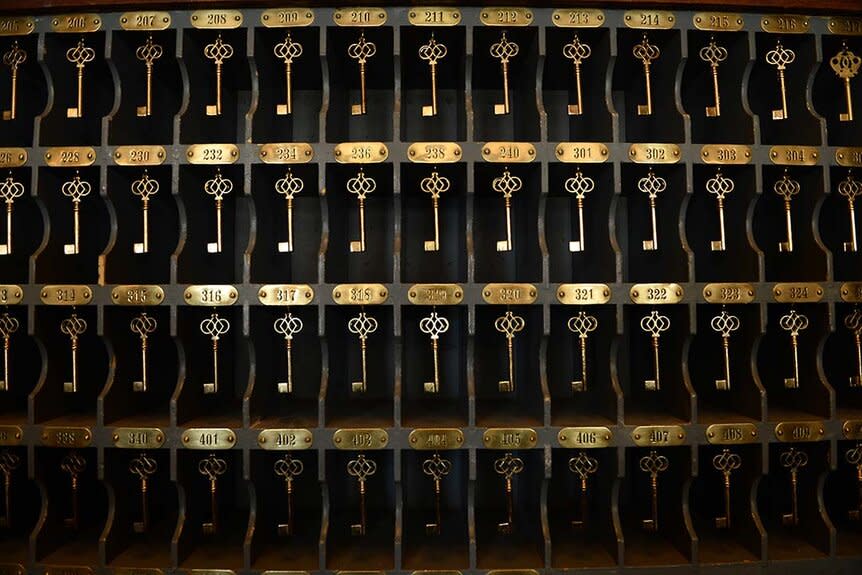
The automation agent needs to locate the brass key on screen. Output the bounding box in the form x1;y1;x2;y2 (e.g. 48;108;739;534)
766;40;795;120
419;35;447;117
274;313;303;394
132;171;158;254
347;169;376;253
348;312;378;393
135;35;162;117
204;34;233;116
274;454;304;536
0;313;18;392
422;452;451;535
633;34;660;116
779;309;808;389
845;308;862;388
713;449;741;529
0;173;24;255
711;310;740;391
130;313;157;392
347;454;377;535
200;313;230;394
420;311;449;393
0;451;19;528
639;168;666;251
494;452;524;534
845;443;862;520
494;168;523;252
567;311;597;393
563;35;591;115
198;453;227;535
839;172;860;253
565;168;594;252
706;170;734;251
640;310;670;392
700;37;727;117
65;38;95;118
61;314;87;393
129;452;157;533
830;42;861;122
775;171;800;253
490;32;519;116
495;311;525;393
780;447;807;526
639;450;668;532
422;169;450;252
568;451;598;529
61;451;86;530
61;172;92;256
275;170;304;253
274;33;302;115
2;42;26;120
348;32;376;116
204;170;233;254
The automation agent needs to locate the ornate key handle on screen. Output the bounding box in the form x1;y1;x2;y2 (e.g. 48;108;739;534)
567;311;597;339
779;309;809;338
198;453;227;481
565;168;595;201
494;452;524;479
423;452;452;482
204;34;233;65
638;168;667;200
136;35;163;66
831;42;861;80
421;170;450;200
204;169;233;202
639;450;669;476
200;313;230;341
347;453;377;481
846;308;862;335
132;171;159;202
66;38;95;68
2;42;26;72
0;451;19;475
766;40;796;71
699;37;727;68
846;443;862;468
419;35;447;65
640;311;670;338
348;32;376;65
62;172;92;204
274;454;304;481
490;32;519;64
774;171;800;203
495;311;525;339
61;451;87;477
707;170;734;201
711;311;740;338
493;169;523;200
274;33;303;64
274;313;303;341
713;448;742;475
780;447;808;473
563;35;591;65
61;314;87;340
347;169;377;201
0;174;23;206
420;312;449;341
632;33;660;65
275;169;304;201
348;312;378;341
129;452;158;481
568;451;598;482
0;314;18;340
840;172;861;203
130;312;157;339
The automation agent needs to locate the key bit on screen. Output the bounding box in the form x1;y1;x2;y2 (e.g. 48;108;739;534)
0;173;24;256
780;447;807;526
563;35;591;115
65;37;95;118
61;313;87;393
129;452;158;533
766;40;795;120
711;310;740;391
638;168;666;251
204;34;233;116
706;170;734;251
845;443;862;520
568;451;598;529
494;452;524;534
420;311;449;393
204;169;233;254
274;33;302;115
419;35;447;117
0;313;18;392
135;35;162;117
493;168;522;252
700;37;727;117
2;42;26;121
275;170;304;253
839;172;860;253
633;34;660;116
712;449;741;529
830;42;861;122
130;313;157;392
348;32;376;116
131;171;159;254
639;450;669;532
198;453;227;535
495;311;525;393
422;452;451;535
200;313;230;394
845;308;862;388
274;313;303;394
347;454;377;536
640;311;670;391
775;170;800;253
565;168;594;252
490;32;519;115
274;454;304;536
779;309;808;390
61;172;92;256
567;311;597;393
0;450;20;528
347;169;376;253
348;312;378;393
421;169;450;252
61;451;86;530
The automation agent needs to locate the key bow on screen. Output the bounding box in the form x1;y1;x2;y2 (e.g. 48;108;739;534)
567;311;597;338
633;34;660;64
706;170;734;200
61;173;91;203
638;169;666;200
274;33;303;64
839;173;861;202
346;169;376;200
845;308;862;334
492;169;523;199
275;170;304;200
129;452;158;480
348;312;378;340
274;313;303;340
61;452;86;476
347;454;377;481
495;311;525;338
274;454;304;480
0;175;23;203
66;38;95;67
423;453;452;481
563;35;591;65
568;451;598;481
0;451;19;474
700;38;728;67
565;168;595;200
198;453;227;481
640;311;670;337
774;171;800;201
780;447;808;472
494;452;524;479
831;44;861;80
421;170;450;200
60;314;87;339
204;35;233;65
711;311;740;338
712;449;742;474
490;32;519;63
348;32;376;64
2;42;26;70
200;313;230;340
639;450;669;475
766;41;795;71
779;310;808;337
0;314;18;338
131;171;159;201
419;36;447;64
204;170;233;201
846;443;862;467
136;36;163;65
420;312;449;340
130;313;157;338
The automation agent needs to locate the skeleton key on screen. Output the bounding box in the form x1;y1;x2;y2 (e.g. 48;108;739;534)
640;311;670;391
845;444;862;520
205;170;233;254
780;447;808;526
204;34;233;116
0;173;24;255
830;42;861;122
700;37;727;117
779;309;808;389
422;452;451;535
420;312;449;393
135;35;163;117
844;308;862;388
2;42;26;120
565;168;594;252
61;451;86;530
706;170;734;251
348;312;378;393
495;311;525;393
490;32;519;115
198;453;227;535
711;311;740;391
0;314;18;392
766;40;795;120
422;169;450;252
200;313;230;394
639;168;666;251
639;450;669;531
130;313;157;392
347;169;376;253
633;34;660;116
129;452;157;533
563;35;591;115
568;451;598;529
494;168;522;252
274;454;304;536
62;172;92;255
348;32;376;116
713;449;741;529
65;38;95;118
131;171;158;254
274;313;303;394
0;451;19;528
839;172;860;253
419;35;447;117
495;452;524;534
775;171;800;253
347;454;377;535
61;314;87;393
275;170;304;253
274;33;302;115
567;312;597;393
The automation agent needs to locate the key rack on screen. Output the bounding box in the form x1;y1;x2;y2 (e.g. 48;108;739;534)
0;1;860;574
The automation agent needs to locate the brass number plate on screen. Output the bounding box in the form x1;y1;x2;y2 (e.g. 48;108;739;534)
332;284;388;305
630;283;683;304
259;143;314;164
334;142;388;164
552;9;605;28
693;12;744;32
111;285;165;306
408;8;461;27
407;284;464;305
184;285;238;306
187;144;239;164
120;12;171;31
483;428;538;449
258;285;314;306
45;147;96;167
482;142;535;163
843;420;862;439
480;8;533;27
632;425;685;446
42;426;92;447
333;8;387;26
558;427;612;448
114;145;166;166
842;283;862;303
775;421;825;442
261;9;315;27
836;148;862;167
483;283;537;305
191;10;243;29
408;428;465;450
703;283;755;304
257;429;313;450
761;15;810;34
52;14;101;33
0;148;27;168
773;283;823;303
40;285;93;306
407;142;462;163
113;427;165;449
182;428;236;449
0;17;34;36
0;286;23;306
555;143;609;163
333;428;389;449
0;426;23;446
829;17;862;36
700;145;751;165
557;284;611;305
706;423;758;444
629;143;681;164
624;10;675;29
769;146;819;166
